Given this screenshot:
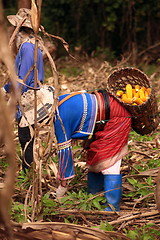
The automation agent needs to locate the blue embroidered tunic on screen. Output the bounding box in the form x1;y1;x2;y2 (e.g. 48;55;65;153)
54;92;98;180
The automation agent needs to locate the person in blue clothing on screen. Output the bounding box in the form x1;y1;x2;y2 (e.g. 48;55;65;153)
54;90;131;212
3;8;44;170
19;88;127;212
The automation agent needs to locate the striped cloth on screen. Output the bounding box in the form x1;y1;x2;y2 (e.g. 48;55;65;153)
86;95;132;170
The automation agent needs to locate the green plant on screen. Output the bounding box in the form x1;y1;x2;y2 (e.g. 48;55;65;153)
0;157;9;172
146;158;160;169
51;154;59;164
70;165;87;188
125;176;154;198
129;131;154;142
133;158;160;173
16;169;32;189
11;202;26;222
64;217;79;224
60;190;106;211
124;223;160;240
92;220;114;232
42;193;58;216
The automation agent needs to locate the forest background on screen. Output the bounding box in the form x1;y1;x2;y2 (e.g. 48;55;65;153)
3;0;160;66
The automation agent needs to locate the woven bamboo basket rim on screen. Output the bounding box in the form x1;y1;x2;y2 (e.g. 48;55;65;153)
106;67;159;135
106;67;153;108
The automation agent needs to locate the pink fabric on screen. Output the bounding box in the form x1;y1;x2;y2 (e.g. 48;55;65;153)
88;144;128;173
101;159;122;174
86;95;131;167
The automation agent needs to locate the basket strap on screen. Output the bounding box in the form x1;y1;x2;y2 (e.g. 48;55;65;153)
98;89;110;121
58;92;82;107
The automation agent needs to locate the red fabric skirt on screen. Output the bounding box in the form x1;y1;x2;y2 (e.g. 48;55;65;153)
86;95;132;166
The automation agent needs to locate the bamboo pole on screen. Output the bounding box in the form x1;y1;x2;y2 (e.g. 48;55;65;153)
30;0;42;221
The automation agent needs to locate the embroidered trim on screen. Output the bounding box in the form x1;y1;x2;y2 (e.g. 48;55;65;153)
87;94;98;133
58;147;74;179
75;131;92;135
79;93;88;131
58;139;72;150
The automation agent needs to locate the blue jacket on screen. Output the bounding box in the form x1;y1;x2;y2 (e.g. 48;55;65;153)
54;92;98;180
4;42;44;120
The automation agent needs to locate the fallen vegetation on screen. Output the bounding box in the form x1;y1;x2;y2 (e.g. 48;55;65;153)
0;55;160;239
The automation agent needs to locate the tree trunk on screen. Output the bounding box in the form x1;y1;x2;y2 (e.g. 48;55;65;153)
18;0;31;9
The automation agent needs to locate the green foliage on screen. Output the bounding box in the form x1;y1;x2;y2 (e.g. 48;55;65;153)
42;193;58;216
72;165;85;182
4;0;160;59
10;202;26;223
129;131;154;142
0;158;9;171
60;190;106;211
51;154;59;164
126;230;139;240
125;176;154;198
93;221;114;231
64;217;79;224
133;158;160;173
124;223;160;240
16;170;32;189
146;158;160;169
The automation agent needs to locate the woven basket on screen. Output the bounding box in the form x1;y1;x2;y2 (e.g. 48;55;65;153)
107;67;159;135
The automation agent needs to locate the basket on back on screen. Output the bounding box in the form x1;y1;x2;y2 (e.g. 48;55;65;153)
107;67;159;135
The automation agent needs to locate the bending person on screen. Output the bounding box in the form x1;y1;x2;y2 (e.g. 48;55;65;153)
54;90;131;212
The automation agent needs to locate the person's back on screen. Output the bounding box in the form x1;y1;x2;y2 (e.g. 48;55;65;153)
15;41;44;93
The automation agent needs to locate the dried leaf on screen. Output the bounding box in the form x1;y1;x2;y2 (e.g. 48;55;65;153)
49;161;58;177
31;0;39;33
52;230;75;240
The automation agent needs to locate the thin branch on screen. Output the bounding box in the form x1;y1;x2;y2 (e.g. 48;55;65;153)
108;210;159;225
